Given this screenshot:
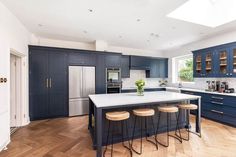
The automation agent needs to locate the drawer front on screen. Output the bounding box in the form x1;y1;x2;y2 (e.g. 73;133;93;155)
202;109;223;122
222;115;236;126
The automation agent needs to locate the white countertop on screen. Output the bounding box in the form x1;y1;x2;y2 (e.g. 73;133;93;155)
89;91;200;108
122;87;165;90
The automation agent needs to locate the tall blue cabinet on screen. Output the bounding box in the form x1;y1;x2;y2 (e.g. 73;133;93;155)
29;46;68;120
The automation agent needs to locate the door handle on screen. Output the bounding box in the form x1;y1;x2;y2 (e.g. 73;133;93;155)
46;78;49;88
49;78;52;88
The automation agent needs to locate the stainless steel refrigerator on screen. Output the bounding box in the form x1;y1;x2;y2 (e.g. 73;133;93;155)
69;66;95;116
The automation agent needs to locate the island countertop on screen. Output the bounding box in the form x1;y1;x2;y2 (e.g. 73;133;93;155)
89;91;201;108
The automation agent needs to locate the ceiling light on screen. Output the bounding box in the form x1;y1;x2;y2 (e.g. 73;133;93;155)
167;0;236;27
83;30;88;34
88;9;93;12
38;24;43;27
119;35;122;38
136;19;141;22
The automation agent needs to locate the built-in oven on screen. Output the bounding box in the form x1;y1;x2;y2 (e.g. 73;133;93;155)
106;68;121;83
106;68;122;93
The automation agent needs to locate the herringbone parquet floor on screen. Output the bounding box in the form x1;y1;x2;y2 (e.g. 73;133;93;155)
0;116;235;157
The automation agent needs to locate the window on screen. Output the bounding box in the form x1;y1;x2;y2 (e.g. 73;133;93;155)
172;54;194;83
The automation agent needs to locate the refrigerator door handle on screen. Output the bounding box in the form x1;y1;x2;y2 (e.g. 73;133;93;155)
49;78;52;88
46;78;49;88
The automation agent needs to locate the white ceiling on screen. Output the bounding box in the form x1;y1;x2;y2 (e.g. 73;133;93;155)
2;0;236;51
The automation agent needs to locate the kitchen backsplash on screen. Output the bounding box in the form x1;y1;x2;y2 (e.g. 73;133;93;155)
168;78;236;90
122;70;164;88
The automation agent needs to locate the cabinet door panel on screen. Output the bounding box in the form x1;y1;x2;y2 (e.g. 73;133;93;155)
216;48;230;77
29;50;49;120
121;55;130;78
48;52;68;117
68;51;96;66
105;54;121;67
96;54;106;94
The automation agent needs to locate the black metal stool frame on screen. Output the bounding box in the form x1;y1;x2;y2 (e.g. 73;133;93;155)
103;120;132;157
175;108;201;141
131;115;158;155
155;111;182;147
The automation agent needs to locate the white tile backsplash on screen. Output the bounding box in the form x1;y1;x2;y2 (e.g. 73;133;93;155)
122;70;163;88
168;77;236;90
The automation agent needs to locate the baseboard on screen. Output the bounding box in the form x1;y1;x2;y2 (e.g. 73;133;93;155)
0;137;10;152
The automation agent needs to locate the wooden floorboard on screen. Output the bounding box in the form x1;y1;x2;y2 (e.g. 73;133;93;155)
0;116;235;157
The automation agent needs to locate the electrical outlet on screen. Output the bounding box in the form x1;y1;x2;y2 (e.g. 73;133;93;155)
3;78;7;83
0;78;4;83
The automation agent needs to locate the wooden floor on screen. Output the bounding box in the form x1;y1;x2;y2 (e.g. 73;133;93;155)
0;116;235;157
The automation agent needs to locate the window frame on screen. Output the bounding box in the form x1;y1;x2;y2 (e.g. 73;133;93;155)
172;54;194;84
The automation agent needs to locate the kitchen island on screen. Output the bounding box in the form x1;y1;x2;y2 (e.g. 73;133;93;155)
88;91;201;157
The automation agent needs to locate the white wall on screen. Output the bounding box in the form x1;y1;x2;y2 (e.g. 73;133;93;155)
0;2;30;151
30;35;164;57
164;30;236;89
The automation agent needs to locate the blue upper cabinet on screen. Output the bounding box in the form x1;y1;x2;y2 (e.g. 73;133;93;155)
215;47;231;77
229;44;236;77
193;41;236;78
121;55;130;78
105;53;122;68
193;51;204;77
130;56;151;70
146;58;168;78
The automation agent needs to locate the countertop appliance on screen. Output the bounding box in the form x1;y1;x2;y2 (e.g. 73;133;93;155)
69;66;95;116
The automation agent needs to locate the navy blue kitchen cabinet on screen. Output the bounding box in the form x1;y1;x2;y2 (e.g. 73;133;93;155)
193;41;236;78
68;50;96;66
121;55;130;78
105;53;121;68
121;88;165;93
159;58;168;78
193;49;215;77
146;58;168;78
181;90;236;127
29;46;68;120
130;56;151;70
95;54;106;94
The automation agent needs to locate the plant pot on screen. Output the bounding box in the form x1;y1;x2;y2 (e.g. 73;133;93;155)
137;87;144;96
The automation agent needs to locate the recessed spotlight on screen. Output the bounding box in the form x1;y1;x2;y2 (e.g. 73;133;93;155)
171;26;176;29
38;24;43;27
83;30;88;34
119;35;122;38
200;32;205;35
88;9;93;12
147;40;150;42
136;19;141;22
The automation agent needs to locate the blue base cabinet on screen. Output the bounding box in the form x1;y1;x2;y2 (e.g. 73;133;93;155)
181;90;236;127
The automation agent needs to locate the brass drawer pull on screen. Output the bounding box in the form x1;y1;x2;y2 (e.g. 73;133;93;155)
211;101;223;105
211;96;223;100
211;110;223;114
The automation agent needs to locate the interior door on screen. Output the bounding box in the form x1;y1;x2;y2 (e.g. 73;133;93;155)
10;55;17;127
29;50;49;120
48;52;68;117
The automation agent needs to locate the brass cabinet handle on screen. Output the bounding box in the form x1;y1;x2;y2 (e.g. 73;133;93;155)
211;110;223;115
49;78;52;88
46;78;49;88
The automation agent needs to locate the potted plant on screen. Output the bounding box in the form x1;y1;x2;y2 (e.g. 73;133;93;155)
135;79;145;96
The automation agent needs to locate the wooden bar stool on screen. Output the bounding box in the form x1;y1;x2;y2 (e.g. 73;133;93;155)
103;111;132;157
155;106;182;147
176;104;201;141
131;108;158;155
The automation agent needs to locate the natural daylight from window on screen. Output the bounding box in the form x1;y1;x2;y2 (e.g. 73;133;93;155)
172;54;194;83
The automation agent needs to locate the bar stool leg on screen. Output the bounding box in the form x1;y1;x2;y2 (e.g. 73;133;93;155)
144;117;158;150
131;116;142;155
103;121;111;157
121;121;133;157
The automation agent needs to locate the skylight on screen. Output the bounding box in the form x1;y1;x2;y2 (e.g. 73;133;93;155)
167;0;236;28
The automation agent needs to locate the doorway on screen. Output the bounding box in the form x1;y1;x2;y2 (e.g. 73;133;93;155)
10;54;22;134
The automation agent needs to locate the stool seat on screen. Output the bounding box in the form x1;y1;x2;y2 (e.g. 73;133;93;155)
158;106;178;113
133;108;155;117
178;104;198;110
106;111;130;121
